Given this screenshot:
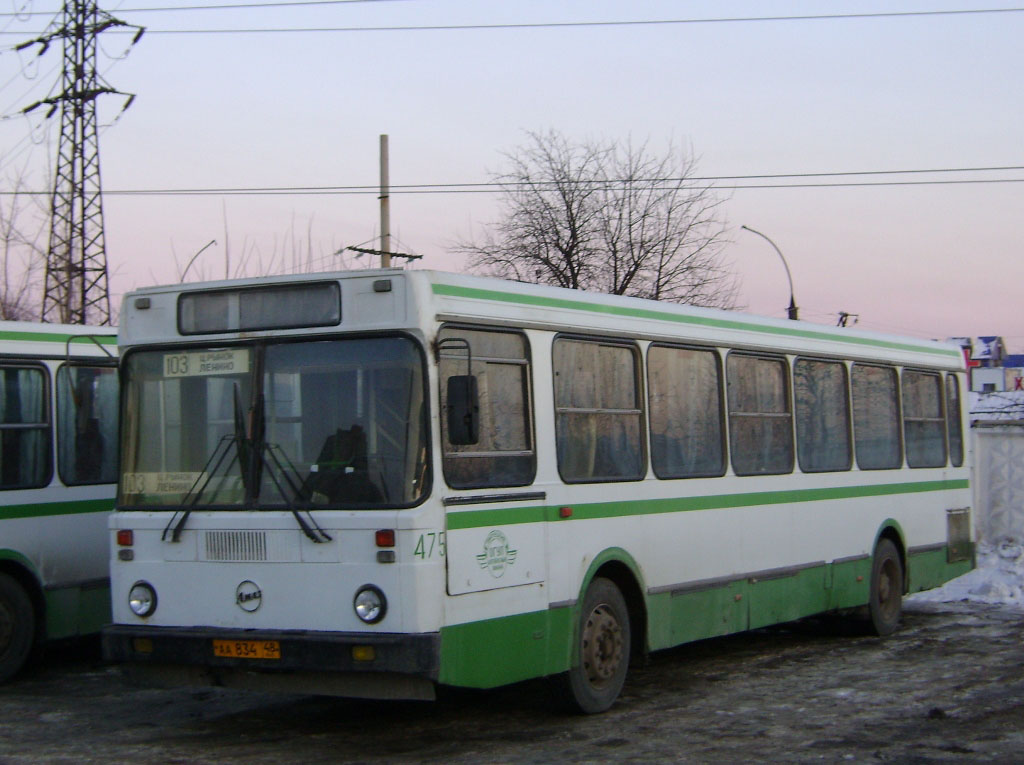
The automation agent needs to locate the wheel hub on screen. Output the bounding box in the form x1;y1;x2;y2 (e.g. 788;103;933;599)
582;604;623;685
878;559;898;617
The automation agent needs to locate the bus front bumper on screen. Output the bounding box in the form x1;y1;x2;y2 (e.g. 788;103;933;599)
103;625;440;700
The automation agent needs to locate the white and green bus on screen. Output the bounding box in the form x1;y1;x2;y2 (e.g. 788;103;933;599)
0;322;119;683
104;270;972;712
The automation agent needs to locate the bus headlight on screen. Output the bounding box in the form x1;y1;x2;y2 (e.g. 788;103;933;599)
353;585;386;624
128;581;157;617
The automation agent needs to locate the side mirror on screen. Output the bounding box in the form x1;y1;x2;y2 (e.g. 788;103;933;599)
446;375;479;445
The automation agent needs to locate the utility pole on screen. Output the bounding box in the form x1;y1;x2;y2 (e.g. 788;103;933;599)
343;135;421;267
19;2;143;325
379;134;391;268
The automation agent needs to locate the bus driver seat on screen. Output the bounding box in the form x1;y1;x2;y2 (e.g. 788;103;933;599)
304;425;382;504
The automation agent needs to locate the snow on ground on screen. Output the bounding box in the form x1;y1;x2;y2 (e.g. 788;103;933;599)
909;540;1024;610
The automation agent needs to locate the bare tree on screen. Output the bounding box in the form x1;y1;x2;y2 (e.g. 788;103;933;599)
457;130;739;308
0;173;47;321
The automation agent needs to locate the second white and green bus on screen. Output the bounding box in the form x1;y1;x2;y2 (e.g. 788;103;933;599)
0;322;118;683
104;269;972;712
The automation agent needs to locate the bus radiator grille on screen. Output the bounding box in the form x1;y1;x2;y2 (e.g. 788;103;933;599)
203;530;269;562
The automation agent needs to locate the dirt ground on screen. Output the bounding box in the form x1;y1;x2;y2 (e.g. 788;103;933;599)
1;600;1022;764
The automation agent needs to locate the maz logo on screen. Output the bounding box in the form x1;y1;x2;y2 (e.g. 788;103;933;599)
235;580;262;612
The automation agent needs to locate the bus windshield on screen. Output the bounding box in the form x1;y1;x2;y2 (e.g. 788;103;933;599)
119;336;428;509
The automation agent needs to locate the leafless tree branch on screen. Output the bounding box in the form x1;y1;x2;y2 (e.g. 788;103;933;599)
0;172;47;321
456;130;739;308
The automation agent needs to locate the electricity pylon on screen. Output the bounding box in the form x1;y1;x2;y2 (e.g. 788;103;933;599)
19;2;142;325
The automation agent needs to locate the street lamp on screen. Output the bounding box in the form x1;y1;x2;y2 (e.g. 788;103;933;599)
180;240;217;282
740;225;798;321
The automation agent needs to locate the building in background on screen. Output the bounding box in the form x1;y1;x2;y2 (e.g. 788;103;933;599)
949;336;1024;421
947;336;1024;395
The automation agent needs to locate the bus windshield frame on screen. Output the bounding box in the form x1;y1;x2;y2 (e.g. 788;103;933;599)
117;334;430;511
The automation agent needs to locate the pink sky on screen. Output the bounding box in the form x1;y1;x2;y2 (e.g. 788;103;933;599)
2;1;1021;349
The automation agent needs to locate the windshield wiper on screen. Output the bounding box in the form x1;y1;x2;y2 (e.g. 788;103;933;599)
261;442;332;543
162;431;240;542
161;384;332;545
248;388;330;543
162;384;250;542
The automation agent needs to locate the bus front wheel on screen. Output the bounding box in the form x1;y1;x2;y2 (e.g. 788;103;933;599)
560;577;630;714
868;539;903;636
0;573;35;684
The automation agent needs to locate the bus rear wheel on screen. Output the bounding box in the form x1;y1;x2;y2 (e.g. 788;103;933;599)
560;577;630;714
0;573;35;684
868;539;903;636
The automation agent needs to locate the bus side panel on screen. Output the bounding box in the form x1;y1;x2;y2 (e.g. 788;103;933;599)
908;547;973;593
655;566;831;648
747;565;829;630
827;557;873;610
2;506;112;640
444;522;546;596
44;580;111;639
651;583;747;649
437;606;573;688
906;502;975;592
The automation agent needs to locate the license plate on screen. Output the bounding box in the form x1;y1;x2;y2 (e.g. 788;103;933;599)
212;639;281;660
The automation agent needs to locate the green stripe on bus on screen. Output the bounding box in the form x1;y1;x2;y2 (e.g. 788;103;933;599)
438;545;972;686
431;282;962;360
445;479;970;530
0;329;116;345
0;497;113;521
447;504;547;529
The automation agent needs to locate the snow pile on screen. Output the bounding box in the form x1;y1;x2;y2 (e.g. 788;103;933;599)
909;540;1024;609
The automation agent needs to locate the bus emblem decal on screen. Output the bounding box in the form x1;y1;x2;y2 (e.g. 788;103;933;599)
476;530;518;578
236;580;263;612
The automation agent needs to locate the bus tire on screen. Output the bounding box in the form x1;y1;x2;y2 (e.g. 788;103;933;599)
560;577;630;714
0;573;35;684
868;539;903;636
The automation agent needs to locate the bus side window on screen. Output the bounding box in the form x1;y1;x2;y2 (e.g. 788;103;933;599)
553;337;645;483
902;370;947;468
648;345;725;479
0;365;50;489
794;358;852;473
726;353;793;476
851;364;901;470
439;327;535;489
56;365;119;485
946;374;964;467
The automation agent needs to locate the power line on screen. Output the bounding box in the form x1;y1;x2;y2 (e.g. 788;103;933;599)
4;166;1024;196
0;0;406;16
3;7;1024;35
94;178;1024;195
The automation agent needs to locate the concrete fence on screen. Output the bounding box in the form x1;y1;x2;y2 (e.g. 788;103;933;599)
972;422;1024;545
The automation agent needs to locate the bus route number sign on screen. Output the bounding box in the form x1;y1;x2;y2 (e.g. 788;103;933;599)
164;349;250;378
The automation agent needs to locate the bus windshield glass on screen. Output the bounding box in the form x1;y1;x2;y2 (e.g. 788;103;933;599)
118;337;428;509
